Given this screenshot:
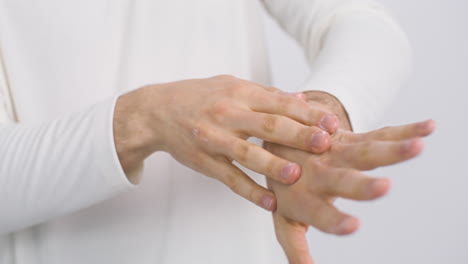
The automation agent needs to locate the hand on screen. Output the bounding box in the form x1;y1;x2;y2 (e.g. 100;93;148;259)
265;92;436;263
113;75;340;210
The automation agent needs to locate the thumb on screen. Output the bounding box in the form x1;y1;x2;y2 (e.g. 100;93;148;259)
273;213;314;264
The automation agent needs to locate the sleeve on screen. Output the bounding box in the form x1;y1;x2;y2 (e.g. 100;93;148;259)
0;95;138;234
261;0;412;132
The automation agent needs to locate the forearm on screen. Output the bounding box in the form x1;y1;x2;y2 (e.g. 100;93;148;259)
263;0;412;131
301;11;411;131
0;97;134;233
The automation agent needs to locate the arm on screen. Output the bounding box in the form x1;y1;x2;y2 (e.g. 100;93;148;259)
0;96;135;234
261;1;414;262
265;92;435;263
261;0;412;131
0;75;339;233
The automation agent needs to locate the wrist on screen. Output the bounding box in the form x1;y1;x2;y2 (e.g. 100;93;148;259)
113;86;162;182
302;90;353;131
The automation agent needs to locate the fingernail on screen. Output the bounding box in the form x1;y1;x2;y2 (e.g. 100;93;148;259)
309;131;328;151
281;163;300;183
320;115;339;132
262;195;275;210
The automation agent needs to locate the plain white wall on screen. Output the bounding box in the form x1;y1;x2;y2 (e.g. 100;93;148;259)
262;0;468;263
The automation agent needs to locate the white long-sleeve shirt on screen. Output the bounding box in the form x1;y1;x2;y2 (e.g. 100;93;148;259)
0;0;411;263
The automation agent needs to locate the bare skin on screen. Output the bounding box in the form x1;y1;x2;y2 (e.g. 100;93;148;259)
265;91;436;264
113;75;340;211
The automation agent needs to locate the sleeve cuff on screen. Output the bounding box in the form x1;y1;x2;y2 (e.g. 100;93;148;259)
297;79;371;133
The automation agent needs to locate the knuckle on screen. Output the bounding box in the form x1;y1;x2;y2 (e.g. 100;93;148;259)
222;80;248;96
233;142;252;162
212;75;250;97
209;102;232;123
357;142;378;169
212;74;235;81
228;83;247;95
261;115;278;134
359;141;372;156
265;157;280;178
224;174;240;193
248;187;259;205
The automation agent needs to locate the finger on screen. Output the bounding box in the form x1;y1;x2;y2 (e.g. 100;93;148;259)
194;128;302;184
264;141;311;165
324;168;391;201
293;199;360;235
200;155;277;211
273;214;314;264
248;89;339;133
231;110;331;153
353;120;436;141
224;138;302;185
331;138;425;170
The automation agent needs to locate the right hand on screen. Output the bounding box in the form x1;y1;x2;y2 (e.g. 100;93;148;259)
265;119;435;263
114;75;340;211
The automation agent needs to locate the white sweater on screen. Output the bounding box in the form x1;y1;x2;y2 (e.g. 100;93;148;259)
0;0;411;263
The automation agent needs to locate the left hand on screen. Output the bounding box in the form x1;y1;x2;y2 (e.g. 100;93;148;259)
264;92;436;264
114;76;339;209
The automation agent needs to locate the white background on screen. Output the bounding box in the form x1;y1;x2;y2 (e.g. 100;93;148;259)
262;0;468;263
